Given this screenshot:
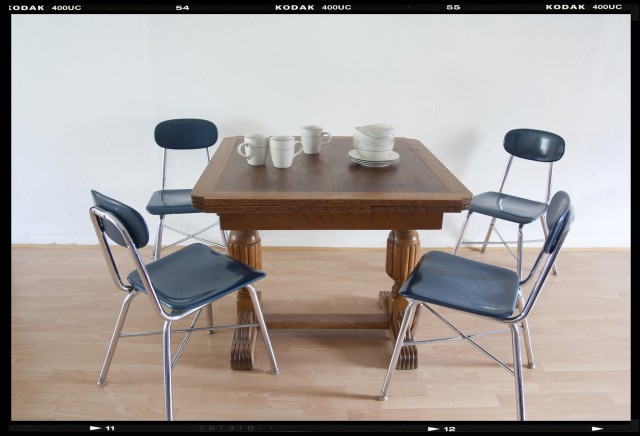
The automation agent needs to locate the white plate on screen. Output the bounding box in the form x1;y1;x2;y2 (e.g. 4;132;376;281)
349;149;399;162
351;159;398;168
350;155;399;164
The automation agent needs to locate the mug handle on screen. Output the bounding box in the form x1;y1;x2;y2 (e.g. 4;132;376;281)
321;132;332;146
236;142;251;158
292;141;304;158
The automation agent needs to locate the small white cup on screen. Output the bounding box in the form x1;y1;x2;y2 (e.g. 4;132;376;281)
237;134;269;166
269;136;303;168
301;125;332;154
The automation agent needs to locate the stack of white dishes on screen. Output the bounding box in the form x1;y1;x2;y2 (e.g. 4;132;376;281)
351;123;399;167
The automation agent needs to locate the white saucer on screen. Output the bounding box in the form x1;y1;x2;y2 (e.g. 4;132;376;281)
349;149;399;162
349;149;399;167
352;159;398;168
350;156;399;165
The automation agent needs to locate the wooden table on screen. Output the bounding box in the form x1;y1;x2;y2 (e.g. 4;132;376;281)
192;136;471;370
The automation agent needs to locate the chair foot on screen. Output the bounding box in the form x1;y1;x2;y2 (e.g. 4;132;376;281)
97;378;106;385
527;363;536;369
271;369;280;375
379;394;388;401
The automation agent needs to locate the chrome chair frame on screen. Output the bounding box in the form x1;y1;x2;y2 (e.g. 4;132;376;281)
90;205;278;421
453;131;562;277
380;195;574;421
453;151;556;367
149;120;227;261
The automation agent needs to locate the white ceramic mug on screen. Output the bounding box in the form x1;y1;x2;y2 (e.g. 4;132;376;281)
237;134;269;166
269;136;303;168
301;125;332;154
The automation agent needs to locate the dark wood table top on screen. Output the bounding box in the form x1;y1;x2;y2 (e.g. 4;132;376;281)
193;136;471;218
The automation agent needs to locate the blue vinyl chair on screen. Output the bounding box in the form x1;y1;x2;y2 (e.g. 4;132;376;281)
147;118;227;261
453;128;566;279
89;190;279;421
380;191;574;421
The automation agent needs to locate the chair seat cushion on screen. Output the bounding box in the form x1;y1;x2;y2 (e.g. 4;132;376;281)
470;191;548;224
146;189;201;215
127;244;265;312
400;251;520;318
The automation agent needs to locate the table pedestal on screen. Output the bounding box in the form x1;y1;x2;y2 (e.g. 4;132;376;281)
378;230;421;370
226;230;262;371
225;229;422;371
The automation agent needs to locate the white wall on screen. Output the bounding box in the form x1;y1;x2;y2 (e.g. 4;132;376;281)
11;14;630;248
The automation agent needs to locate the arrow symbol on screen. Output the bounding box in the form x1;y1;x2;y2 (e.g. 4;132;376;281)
592;427;603;432
428;428;440;432
90;426;102;431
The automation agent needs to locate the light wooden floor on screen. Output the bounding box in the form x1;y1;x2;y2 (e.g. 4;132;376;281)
11;245;630;423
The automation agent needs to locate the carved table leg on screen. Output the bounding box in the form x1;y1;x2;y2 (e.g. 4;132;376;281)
378;230;420;370
226;230;262;370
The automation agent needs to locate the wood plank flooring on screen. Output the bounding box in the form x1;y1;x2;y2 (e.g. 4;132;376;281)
11;246;630;423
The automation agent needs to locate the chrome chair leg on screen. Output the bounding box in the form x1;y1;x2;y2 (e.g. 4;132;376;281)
515;224;537;367
152;215;166;261
172;310;204;368
480;217;498;253
516;225;524;280
379;300;420;401
510;324;525;421
540;216;559;275
205;304;215;334
163;320;173;421
516;292;535;368
97;291;138;385
453;212;472;255
220;228;228;253
247;284;279;375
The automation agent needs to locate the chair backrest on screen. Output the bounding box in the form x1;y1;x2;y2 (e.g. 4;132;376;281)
514;190;574;322
503;128;565;163
154;119;218;150
91;190;149;249
89;191;148;294
90;191;171;317
542;190;573;255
